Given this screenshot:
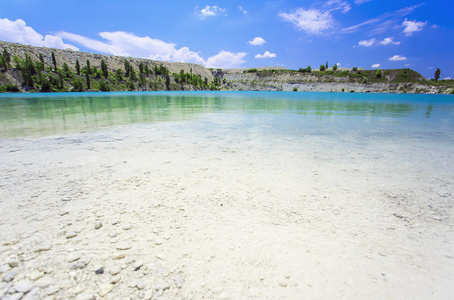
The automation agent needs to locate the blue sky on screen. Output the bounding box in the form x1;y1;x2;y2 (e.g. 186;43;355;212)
1;0;453;79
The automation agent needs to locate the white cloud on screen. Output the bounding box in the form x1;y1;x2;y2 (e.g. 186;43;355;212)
239;6;247;14
198;5;226;18
379;37;400;45
402;18;427;36
389;55;406;61
336;62;341;66
59;31;206;65
248;37;266;46
255;51;276;59
0;18;78;50
343;4;424;34
358;38;375;47
279;8;335;35
358;37;400;47
324;0;351;13
355;0;372;4
371;63;380;68
206;51;247;68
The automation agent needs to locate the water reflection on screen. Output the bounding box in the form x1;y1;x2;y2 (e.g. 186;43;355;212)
0;91;452;138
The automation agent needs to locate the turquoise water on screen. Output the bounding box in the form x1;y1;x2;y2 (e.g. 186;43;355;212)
0;91;453;139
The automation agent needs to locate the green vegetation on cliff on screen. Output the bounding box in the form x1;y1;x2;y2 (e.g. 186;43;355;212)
0;50;221;93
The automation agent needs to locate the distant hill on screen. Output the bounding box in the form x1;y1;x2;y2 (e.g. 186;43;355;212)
1;41;453;94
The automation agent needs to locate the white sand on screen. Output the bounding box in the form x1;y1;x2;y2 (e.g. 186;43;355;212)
1;120;453;299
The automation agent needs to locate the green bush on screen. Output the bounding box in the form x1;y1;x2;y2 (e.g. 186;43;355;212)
0;84;20;92
99;80;110;91
72;78;84;92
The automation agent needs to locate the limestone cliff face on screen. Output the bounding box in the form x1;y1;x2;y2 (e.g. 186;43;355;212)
0;41;214;82
214;68;451;94
1;41;452;94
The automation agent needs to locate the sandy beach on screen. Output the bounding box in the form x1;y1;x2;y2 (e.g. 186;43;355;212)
1;118;453;299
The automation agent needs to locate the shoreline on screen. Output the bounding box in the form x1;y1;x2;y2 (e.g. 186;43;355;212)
1;119;453;299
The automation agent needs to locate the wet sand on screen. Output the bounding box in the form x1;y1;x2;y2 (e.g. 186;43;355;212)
1;120;453;299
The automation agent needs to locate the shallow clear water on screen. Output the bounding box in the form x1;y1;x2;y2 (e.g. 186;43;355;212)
0;91;453;141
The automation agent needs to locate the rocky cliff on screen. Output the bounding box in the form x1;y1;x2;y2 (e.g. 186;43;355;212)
215;68;454;94
0;41;214;82
1;41;453;94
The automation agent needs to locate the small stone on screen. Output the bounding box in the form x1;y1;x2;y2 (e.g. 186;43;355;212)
33;243;52;252
76;293;96;300
47;285;60;295
28;271;44;281
110;275;121;284
35;278;55;288
278;281;287;287
8;260;19;268
116;243;131;250
155;239;163;245
68;286;84;296
0;264;10;273
3;238;19;246
13;281;34;293
4;293;23;300
94;222;103;230
136;280;146;290
21;287;38;300
67;254;81;262
173;276;184;289
134;266;141;271
112;252;125;260
95;267;104;275
125;257;136;265
144;290;153;300
66;232;78;239
98;284;114;297
133;260;143;269
154;280;170;291
122;224;132;230
108;266;122;276
111;220;120;225
2;271;15;282
109;231;117;238
71;258;91;270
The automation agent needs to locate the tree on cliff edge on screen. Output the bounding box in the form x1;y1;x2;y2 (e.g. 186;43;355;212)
75;59;80;75
101;60;108;78
51;51;57;71
86;59;91;89
434;68;441;82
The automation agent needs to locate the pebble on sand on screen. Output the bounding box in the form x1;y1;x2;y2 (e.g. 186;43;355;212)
33;243;52;252
28;270;44;281
112;253;126;260
116;242;131;250
2;271;15;282
94;222;103;230
13;280;34;293
98;284;114;297
66;232;78;239
108;266;122;276
110;275;121;284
